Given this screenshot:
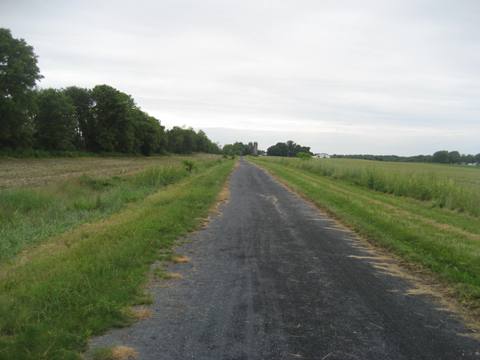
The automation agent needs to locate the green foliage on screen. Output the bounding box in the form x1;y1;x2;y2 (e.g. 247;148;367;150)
63;86;95;151
433;150;450;164
267;140;311;157
260;157;480;217
166;126;220;154
296;151;312;160
0;28;42;149
222;141;257;156
183;160;195;173
0;159;234;359
34;89;77;150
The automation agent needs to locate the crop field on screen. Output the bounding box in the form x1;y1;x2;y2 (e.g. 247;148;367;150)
0;154;218;189
0;155;234;359
250;157;480;309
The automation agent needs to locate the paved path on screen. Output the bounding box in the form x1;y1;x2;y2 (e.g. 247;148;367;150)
90;159;479;359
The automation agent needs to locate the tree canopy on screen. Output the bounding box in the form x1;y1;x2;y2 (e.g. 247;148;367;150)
0;28;42;149
0;28;220;156
267;140;311;157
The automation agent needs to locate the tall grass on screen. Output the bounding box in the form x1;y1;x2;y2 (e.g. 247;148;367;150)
0;158;221;262
265;157;480;217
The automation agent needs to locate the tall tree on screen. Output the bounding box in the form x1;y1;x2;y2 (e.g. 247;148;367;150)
0;28;42;149
63;86;95;151
267;141;311;157
432;150;449;163
34;89;77;150
132;109;165;155
448;151;461;164
91;85;135;153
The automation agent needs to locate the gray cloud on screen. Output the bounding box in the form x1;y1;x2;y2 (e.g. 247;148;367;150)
1;0;479;154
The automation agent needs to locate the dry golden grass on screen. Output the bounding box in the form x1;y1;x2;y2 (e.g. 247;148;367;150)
129;307;152;320
163;272;183;280
171;255;190;264
110;346;138;360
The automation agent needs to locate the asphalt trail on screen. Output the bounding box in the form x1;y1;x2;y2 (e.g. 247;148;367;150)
90;159;479;359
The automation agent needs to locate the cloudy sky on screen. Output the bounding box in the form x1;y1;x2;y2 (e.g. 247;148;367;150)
2;0;479;155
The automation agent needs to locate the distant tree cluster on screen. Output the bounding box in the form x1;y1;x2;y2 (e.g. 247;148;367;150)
267;140;311;157
222;142;258;156
333;151;480;164
0;28;220;155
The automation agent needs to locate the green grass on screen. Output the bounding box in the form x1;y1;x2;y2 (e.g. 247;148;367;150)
261;157;480;217
251;157;480;308
0;159;234;359
0;157;221;262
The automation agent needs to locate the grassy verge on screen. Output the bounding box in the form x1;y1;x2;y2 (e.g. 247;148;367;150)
260;157;480;217
250;157;480;309
0;157;220;262
0;159;234;359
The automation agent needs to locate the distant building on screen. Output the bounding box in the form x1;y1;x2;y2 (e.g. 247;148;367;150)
248;141;258;156
314;153;330;159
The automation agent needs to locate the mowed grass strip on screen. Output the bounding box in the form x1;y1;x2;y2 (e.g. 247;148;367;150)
251;158;480;307
0;157;220;262
0;159;234;360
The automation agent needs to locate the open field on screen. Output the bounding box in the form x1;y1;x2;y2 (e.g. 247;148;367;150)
250;157;480;308
0;156;234;359
0;155;221;262
0;154;218;189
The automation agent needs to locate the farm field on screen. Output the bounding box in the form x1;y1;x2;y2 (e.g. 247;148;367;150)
0;154;218;189
250;156;480;309
0;155;234;359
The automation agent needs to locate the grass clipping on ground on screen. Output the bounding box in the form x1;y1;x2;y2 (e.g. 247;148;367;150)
0;159;234;360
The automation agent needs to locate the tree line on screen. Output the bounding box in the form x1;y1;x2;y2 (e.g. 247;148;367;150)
333;150;480;164
0;28;220;155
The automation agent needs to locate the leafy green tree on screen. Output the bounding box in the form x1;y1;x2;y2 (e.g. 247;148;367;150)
297;151;312;160
91;85;136;153
33;89;77;150
460;154;474;164
267;142;288;156
432;150;449;163
475;154;480;163
63;86;95;151
267;141;311;157
448;151;461;164
223;142;248;156
0;28;42;149
132;109;165;155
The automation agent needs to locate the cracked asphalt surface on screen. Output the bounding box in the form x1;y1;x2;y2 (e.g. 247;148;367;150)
90;159;480;359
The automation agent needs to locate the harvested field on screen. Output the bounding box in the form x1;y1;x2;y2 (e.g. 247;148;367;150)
0;154;217;189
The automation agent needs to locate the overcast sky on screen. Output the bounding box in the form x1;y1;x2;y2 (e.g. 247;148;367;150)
2;0;479;154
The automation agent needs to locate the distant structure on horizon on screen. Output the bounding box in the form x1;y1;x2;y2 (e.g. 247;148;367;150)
314;153;330;159
248;141;258;156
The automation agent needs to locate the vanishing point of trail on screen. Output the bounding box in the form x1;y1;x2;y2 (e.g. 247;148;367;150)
91;159;480;359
